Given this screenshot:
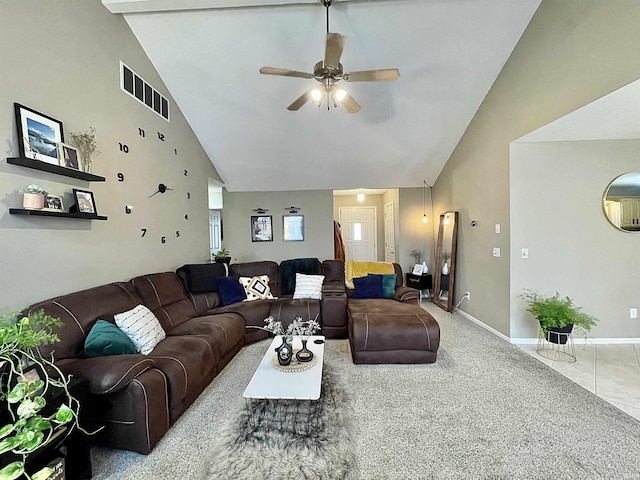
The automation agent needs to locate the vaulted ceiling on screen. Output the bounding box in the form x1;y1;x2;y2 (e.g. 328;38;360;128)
103;0;541;192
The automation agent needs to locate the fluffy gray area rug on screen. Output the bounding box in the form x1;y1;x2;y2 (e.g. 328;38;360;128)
196;364;358;480
90;304;640;479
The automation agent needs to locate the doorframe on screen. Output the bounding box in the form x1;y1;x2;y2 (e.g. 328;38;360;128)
338;205;378;261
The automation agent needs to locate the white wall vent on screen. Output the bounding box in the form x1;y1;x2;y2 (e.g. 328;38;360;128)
120;61;169;121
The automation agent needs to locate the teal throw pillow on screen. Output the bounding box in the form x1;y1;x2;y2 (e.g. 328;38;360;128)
369;273;397;298
84;320;137;357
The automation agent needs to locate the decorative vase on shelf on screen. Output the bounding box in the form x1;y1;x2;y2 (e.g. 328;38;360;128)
275;335;292;366
442;262;449;275
296;338;314;363
23;193;44;210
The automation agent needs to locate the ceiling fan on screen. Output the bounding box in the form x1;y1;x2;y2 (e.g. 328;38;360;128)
259;0;400;113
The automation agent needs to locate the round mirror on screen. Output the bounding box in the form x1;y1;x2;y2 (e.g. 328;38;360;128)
603;172;640;232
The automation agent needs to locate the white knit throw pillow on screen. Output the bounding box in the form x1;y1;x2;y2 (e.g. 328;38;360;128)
292;273;325;300
114;304;166;355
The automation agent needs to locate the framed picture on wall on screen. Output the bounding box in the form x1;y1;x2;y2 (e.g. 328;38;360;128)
283;215;304;241
72;189;97;215
251;215;273;242
14;103;64;165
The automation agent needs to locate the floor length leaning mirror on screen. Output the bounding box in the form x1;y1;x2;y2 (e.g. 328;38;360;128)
433;211;458;312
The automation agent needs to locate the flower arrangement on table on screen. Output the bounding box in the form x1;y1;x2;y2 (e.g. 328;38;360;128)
263;314;320;338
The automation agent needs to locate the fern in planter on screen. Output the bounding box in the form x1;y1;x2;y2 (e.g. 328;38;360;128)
0;310;83;480
521;290;598;342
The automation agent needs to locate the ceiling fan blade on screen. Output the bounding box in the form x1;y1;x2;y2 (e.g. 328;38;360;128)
324;33;345;69
259;66;314;79
287;90;312;111
341;93;361;114
343;68;400;82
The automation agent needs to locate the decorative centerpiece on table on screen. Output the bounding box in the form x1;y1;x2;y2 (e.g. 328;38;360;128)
263;315;320;367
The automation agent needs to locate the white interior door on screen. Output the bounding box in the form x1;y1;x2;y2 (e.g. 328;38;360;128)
384;202;395;263
209;210;221;258
339;206;377;262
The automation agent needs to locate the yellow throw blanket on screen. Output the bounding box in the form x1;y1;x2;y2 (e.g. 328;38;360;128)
345;260;395;289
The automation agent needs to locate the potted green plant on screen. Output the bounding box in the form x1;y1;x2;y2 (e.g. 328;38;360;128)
17;185;48;211
213;248;231;264
521;290;598;344
0;310;83;480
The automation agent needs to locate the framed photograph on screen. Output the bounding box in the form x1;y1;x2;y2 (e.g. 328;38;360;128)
412;264;424;275
43;195;64;212
283;215;304;241
72;189;97;215
14;103;64;165
59;143;79;170
251;215;273;242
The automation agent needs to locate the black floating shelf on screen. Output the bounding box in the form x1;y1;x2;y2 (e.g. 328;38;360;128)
10;208;107;221
7;157;106;182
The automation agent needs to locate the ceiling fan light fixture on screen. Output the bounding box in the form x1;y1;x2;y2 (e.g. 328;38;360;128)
335;89;347;102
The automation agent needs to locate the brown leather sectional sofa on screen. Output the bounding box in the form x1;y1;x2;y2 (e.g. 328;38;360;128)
26;258;439;455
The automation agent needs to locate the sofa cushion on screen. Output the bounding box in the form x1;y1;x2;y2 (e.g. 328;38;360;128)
279;258;321;296
167;313;245;358
352;275;383;299
218;276;247;306
84;320;137;357
230;261;280;297
293;273;324;300
368;273;397;299
240;275;275;300
176;263;227;293
345;260;395;289
115;305;166;355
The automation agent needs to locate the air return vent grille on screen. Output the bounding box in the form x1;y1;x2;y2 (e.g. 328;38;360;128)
120;61;169;121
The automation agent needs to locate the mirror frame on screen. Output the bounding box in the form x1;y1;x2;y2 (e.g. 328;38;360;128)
433;211;459;312
602;172;640;233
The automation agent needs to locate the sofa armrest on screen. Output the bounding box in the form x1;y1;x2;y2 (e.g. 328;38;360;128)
321;280;348;338
322;279;346;295
393;286;420;304
56;356;155;395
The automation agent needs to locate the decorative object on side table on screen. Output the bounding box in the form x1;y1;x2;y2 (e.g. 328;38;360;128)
67;127;101;174
212;248;231;264
18;184;48;210
0;309;87;480
410;249;422;265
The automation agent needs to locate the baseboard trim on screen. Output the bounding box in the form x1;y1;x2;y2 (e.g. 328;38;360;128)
456;310;640;345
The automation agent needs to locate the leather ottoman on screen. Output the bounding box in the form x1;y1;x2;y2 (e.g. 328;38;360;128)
348;299;440;364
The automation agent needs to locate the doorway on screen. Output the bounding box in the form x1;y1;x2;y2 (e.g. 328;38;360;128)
384;202;395;263
339;206;377;262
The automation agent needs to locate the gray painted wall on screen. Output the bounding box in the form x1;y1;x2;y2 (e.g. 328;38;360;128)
432;0;640;336
510;140;640;339
221;189;333;263
0;1;220;309
398;188;435;279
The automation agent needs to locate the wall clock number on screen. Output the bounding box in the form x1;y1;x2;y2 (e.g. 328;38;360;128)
125;206;132;214
185;214;189;220
176;231;180;237
157;132;165;141
186;192;191;199
117;173;125;182
139;128;145;137
184;169;188;176
174;148;178;155
141;228;147;237
119;142;129;153
161;236;166;244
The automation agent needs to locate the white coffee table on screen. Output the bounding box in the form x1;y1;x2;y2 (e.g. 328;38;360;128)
243;335;325;400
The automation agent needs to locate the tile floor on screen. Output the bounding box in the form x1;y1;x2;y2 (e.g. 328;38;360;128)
518;342;640;421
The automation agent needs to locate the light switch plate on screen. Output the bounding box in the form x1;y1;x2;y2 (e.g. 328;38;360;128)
521;248;529;259
631;308;638;319
493;247;501;257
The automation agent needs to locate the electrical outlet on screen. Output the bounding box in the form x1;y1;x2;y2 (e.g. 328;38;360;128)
631;308;638;319
521;248;529;259
492;247;501;257
495;224;501;234
465;291;470;301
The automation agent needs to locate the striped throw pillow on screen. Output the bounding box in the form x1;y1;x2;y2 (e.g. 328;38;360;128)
114;304;166;355
293;273;325;300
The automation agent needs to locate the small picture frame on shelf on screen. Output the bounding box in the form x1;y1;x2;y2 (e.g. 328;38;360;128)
43;195;64;212
14;103;64;165
59;143;79;170
72;189;97;215
412;264;424;275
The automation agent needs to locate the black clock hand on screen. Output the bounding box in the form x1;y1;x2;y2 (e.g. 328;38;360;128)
148;183;173;198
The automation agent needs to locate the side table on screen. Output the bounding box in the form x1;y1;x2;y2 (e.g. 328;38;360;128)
405;273;433;302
